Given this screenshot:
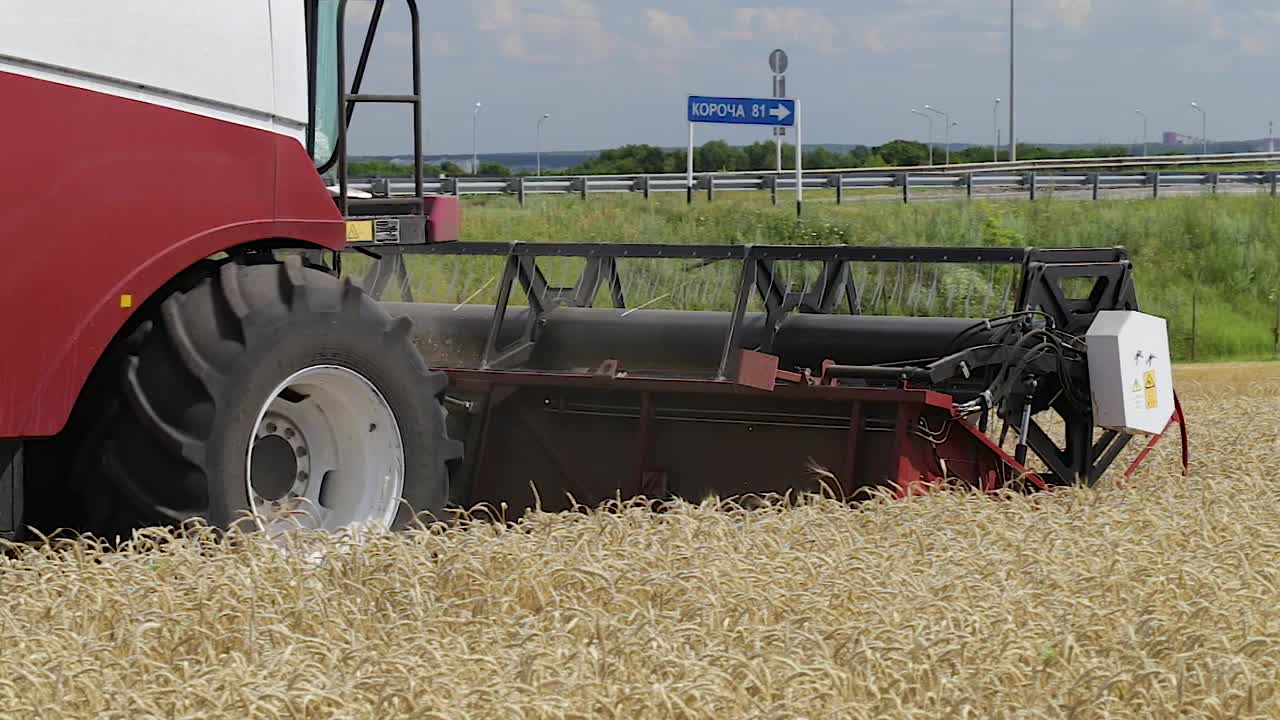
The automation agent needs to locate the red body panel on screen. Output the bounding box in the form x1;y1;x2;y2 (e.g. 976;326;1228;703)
422;195;461;243
0;72;345;437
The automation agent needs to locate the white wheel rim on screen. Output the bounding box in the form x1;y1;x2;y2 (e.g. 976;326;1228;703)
245;365;405;533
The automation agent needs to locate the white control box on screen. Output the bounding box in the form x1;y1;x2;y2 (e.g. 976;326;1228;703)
1084;310;1175;435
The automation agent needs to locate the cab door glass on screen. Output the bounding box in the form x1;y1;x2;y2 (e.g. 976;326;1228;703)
310;0;339;169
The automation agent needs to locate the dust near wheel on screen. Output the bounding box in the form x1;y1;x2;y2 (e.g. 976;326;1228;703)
62;254;461;540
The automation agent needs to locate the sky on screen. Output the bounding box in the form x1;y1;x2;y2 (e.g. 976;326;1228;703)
342;0;1280;156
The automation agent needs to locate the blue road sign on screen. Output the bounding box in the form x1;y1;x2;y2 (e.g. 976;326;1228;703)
687;95;796;127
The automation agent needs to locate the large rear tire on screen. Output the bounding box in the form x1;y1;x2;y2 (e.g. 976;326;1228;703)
74;253;460;539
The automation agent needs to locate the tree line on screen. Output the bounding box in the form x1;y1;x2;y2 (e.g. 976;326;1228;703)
348;139;1173;178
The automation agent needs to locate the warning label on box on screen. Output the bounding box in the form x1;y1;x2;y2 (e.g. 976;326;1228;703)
1143;370;1157;409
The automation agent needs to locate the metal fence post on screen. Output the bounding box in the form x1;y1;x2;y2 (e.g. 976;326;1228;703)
580;177;588;202
1027;172;1037;201
706;174;715;202
834;174;844;205
1210;171;1218;195
449;177;461;197
770;175;778;206
1271;171;1278;198
965;173;974;200
1152;171;1160;199
642;175;651;201
1091;172;1101;201
516;176;526;207
900;173;910;204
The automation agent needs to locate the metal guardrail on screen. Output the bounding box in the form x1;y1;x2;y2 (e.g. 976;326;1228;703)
750;149;1280;175
341;151;1280;206
350;169;1280;206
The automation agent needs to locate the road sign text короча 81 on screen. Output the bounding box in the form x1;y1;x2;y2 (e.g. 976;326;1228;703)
686;96;796;127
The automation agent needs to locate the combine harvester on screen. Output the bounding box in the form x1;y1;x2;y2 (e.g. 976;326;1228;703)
0;2;1186;541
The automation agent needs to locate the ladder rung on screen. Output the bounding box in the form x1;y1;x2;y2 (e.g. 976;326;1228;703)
346;93;419;103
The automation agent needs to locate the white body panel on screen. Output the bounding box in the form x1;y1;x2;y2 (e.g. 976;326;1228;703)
0;0;307;139
270;1;311;130
1085;311;1175;435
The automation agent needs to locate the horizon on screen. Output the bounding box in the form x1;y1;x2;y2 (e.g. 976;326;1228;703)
357;136;1279;159
353;135;1279;173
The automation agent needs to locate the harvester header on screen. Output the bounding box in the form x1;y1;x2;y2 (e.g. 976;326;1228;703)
345;240;1184;515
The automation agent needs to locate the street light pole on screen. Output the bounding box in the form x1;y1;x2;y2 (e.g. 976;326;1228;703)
924;105;951;165
536;113;551;176
993;98;1001;162
911;108;934;165
1190;102;1206;155
1135;109;1147;156
1008;0;1016;162
472;102;483;174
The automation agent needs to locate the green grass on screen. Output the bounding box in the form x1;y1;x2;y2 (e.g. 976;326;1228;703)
345;192;1280;362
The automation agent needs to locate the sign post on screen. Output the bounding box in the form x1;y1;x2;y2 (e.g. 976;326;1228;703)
769;49;788;173
686;94;802;215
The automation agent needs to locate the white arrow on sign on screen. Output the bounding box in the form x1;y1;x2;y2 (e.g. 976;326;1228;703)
770;104;791;121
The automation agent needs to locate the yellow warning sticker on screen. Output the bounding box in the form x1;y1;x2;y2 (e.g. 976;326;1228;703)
345;220;374;242
119;294;133;309
1143;370;1157;409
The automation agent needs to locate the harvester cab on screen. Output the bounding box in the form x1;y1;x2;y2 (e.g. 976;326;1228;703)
0;1;1185;544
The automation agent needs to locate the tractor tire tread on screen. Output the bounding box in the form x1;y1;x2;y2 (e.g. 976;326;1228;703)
71;254;452;540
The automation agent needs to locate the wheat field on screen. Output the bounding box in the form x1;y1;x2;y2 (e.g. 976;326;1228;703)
1;366;1277;719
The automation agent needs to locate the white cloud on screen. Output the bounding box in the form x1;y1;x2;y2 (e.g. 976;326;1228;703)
1023;0;1093;30
1239;33;1266;54
476;0;520;31
560;0;597;18
1167;0;1211;14
645;9;692;45
1210;14;1227;39
427;31;456;57
471;0;617;64
863;27;886;53
730;7;841;54
890;0;1090;31
1205;8;1278;54
498;32;527;60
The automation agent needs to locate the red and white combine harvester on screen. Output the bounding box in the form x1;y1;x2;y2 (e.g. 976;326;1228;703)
0;2;1185;541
